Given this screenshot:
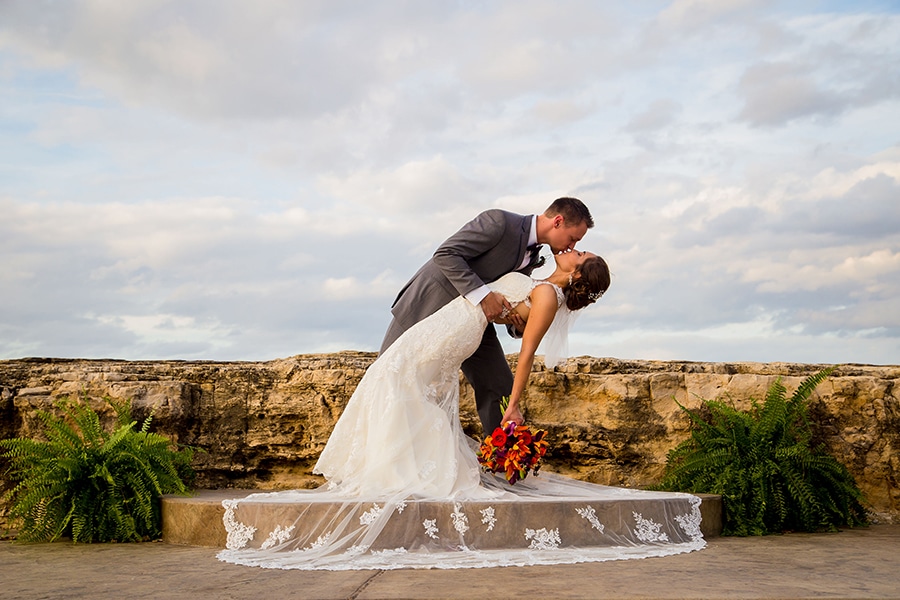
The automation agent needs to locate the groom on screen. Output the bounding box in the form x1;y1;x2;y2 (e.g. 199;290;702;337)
380;197;594;435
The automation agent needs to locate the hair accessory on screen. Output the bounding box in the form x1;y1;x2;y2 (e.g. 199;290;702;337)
589;290;605;301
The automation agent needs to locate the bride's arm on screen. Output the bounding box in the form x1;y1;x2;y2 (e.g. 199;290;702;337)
501;284;558;425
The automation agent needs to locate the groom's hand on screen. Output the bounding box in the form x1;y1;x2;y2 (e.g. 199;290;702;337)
480;291;511;321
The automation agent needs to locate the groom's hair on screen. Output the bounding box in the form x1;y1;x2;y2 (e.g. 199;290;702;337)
546;197;594;229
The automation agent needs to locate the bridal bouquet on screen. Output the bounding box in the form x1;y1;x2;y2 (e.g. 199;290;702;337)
477;412;549;485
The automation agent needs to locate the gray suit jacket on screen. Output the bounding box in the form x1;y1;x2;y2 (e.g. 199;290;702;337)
388;209;534;333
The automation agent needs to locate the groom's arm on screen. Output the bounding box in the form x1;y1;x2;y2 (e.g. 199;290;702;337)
432;209;508;298
433;209;515;321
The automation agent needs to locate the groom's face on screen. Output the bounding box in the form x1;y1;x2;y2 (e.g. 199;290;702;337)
547;219;588;254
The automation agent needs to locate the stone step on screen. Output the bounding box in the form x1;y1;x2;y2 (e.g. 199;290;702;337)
161;490;722;548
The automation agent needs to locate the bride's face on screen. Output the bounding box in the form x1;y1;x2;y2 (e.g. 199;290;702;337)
554;250;596;273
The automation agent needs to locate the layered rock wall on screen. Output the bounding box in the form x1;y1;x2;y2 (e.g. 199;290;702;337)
1;354;897;524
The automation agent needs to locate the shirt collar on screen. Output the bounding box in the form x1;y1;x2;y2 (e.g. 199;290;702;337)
528;214;538;247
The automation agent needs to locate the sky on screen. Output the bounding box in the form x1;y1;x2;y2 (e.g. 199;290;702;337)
1;0;899;366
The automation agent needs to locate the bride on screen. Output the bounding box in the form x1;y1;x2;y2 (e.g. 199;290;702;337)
217;251;706;570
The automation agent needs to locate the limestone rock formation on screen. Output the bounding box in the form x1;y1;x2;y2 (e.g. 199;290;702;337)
1;354;897;527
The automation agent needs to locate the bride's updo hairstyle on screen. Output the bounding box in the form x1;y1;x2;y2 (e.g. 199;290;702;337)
565;255;610;311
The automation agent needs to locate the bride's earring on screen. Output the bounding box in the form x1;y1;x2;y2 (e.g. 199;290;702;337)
568;274;573;286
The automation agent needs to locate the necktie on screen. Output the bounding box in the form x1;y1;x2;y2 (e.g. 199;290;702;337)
527;245;544;269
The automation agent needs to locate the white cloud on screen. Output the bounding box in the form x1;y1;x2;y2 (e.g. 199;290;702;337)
658;0;763;30
738;247;900;294
317;156;479;216
738;60;844;126
626;99;683;133
92;312;235;351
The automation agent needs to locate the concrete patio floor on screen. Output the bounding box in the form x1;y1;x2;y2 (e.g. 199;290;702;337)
1;524;898;599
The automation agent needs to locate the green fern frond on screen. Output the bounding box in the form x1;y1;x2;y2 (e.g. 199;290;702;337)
34;408;84;453
139;414;154;434
764;376;787;405
67;399;106;448
101;421;137;456
790;366;835;406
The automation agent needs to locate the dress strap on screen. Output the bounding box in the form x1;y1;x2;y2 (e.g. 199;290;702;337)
526;280;565;309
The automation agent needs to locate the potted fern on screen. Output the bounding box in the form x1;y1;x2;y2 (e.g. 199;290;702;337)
1;394;195;542
657;368;868;535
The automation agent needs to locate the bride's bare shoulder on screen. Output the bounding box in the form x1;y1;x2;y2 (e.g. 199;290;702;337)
528;281;559;307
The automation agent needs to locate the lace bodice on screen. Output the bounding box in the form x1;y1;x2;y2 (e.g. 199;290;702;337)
487;272;564;311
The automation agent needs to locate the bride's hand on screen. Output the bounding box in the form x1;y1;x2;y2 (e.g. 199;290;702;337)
502;404;524;427
507;312;525;332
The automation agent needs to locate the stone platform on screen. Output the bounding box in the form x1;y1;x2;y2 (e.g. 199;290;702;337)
161;489;723;548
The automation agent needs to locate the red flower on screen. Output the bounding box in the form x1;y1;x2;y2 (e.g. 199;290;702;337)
517;428;533;446
491;428;508;447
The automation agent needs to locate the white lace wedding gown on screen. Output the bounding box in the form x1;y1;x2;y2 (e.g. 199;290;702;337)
217;273;705;570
